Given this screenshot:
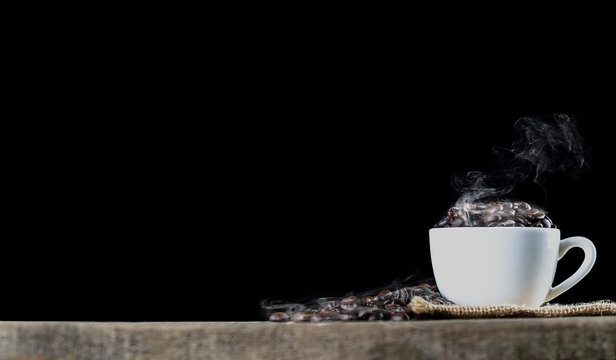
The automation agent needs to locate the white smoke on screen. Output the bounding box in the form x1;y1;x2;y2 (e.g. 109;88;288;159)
452;114;589;206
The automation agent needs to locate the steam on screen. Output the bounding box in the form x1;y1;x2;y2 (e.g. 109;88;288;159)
452;114;588;206
260;299;307;318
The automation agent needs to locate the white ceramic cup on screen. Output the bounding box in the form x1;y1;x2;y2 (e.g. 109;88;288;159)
429;227;596;307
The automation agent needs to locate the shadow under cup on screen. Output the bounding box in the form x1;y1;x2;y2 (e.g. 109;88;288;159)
429;227;596;307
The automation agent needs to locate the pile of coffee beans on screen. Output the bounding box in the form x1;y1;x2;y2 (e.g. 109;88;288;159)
268;284;451;322
434;201;556;228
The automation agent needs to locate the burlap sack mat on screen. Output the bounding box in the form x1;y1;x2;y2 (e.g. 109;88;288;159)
409;296;616;318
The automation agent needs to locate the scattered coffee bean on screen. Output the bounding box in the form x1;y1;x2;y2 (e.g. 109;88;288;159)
324;300;338;311
310;313;326;322
267;283;451;322
384;301;396;310
338;313;356;321
368;311;385;321
393;287;414;303
269;312;289;322
361;296;375;305
357;309;372;320
319;309;338;315
291;312;311;322
378;290;392;301
390;312;410;321
340;296;360;312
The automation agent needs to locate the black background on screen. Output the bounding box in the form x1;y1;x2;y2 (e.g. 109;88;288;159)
5;38;615;321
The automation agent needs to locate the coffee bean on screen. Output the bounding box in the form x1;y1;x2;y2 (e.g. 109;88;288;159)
384;301;397;310
338;313;356;321
393;298;406;306
487;204;503;214
291;312;311;322
533;211;546;220
397;306;412;314
499;219;516;227
310;313;326;322
470;209;485;216
514;202;532;211
431;296;453;305
378;290;392;301
531;221;544;227
368;311;385;321
515;214;531;226
395;288;410;303
370;300;384;309
391;288;402;300
475;203;488;210
361;296;375;305
269;312;289;322
484;214;502;224
450;217;464;227
501;209;516;217
357;309;372;320
447;207;460;217
436;218;450;227
390;312;410;321
340;296;360;312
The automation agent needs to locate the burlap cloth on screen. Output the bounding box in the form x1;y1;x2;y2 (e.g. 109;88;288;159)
409;296;616;318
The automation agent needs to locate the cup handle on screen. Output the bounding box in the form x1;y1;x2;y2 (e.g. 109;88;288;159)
544;236;596;303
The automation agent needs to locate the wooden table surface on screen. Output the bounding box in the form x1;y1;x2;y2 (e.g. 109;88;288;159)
1;318;615;360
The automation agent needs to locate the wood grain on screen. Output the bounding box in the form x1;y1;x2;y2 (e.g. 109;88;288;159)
0;318;615;360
